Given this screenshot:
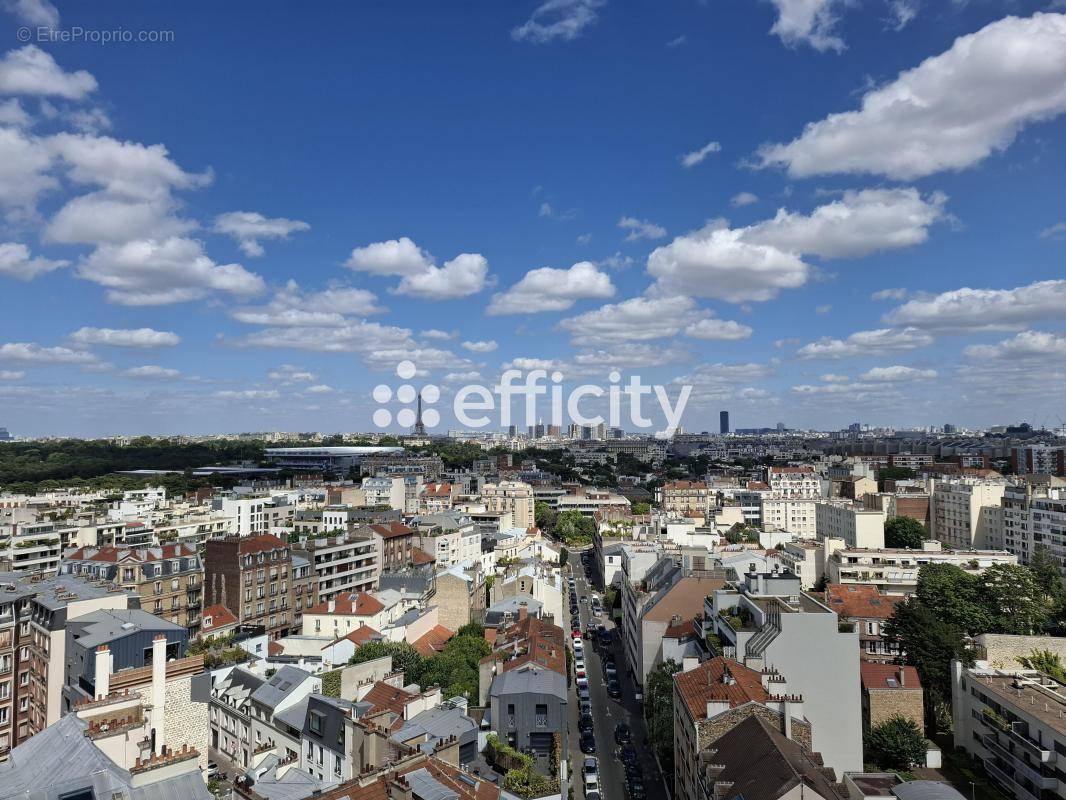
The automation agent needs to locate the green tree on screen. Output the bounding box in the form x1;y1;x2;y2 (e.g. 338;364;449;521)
980;563;1048;634
915;563;990;635
1029;544;1064;602
644;659;681;772
883;597;973;724
884;517;926;549
631;502;650;515
864;716;927;770
534;501;557;533
554;510;596;545
877;466;916;491
1017;649;1066;682
347;640;425;682
559;547;568;567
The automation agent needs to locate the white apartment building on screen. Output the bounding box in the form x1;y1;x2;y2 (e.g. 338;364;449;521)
815;501;886;549
779;540;827;589
951;661;1066;800
705;571;863;776
482;481;535;529
360;476;406;511
295;533;380;604
220;493;298;537
766;466;823;499
931;477;1007;549
984;484;1066;574
760;497;817;538
556;489;631;518
827;540;1017;594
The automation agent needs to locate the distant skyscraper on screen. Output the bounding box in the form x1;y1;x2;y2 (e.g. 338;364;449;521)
508;424;518;437
719;411;729;435
776;422;785;431
567;423;582;439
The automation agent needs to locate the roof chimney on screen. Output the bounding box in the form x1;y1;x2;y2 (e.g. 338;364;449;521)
898;667;905;687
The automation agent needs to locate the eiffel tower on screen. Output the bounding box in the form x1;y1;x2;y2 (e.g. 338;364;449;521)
413;394;428;436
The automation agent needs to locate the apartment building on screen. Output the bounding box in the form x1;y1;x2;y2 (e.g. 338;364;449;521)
435;561;486;632
293;532;379;605
864;491;931;527
482;481;535;529
673;656;811;800
622;555;727;688
766;466;823;499
409;512;481;568
291;554;315;632
0;521;64;575
1;571;136;747
760;498;817;537
62;544;204;637
555;488;630;518
657;481;711;515
204;534;295;639
930;477;1007;549
827;540;1017;594
984;483;1066;573
1011;445;1066;476
861;663;923;731
219;492;298;537
361;476;407;511
366;523;416;571
815;501;886;548
824;583;903;662
705;570;863;775
779;540;827;590
951;661;1066;800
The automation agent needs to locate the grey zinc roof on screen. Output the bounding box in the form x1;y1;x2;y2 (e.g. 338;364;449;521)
392;705;477;748
892;782;968;800
404;767;460;800
244;756;323;800
0;713;211;800
68;608;185;649
273;696;311;732
489;665;567;700
0;570;137;611
251;665;314;711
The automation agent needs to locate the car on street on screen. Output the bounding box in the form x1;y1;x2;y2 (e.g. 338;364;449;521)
577;676;589;690
580;730;597;753
618;744;637;764
614;722;632;745
579;713;594;734
572;638;584;652
628;779;647;800
586;793;601;800
583;757;599;793
607;679;621;699
580;700;592;715
578;685;590;701
206;762;220;779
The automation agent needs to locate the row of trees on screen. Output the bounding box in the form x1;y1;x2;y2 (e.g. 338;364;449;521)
885;554;1065;730
534;502;597;544
347;622;490;700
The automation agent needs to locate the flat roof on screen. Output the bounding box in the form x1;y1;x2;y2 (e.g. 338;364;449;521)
265;447;405;455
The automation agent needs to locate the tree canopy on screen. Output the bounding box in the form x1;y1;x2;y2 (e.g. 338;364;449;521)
864;716;927;770
553;509;596;544
884;516;926;549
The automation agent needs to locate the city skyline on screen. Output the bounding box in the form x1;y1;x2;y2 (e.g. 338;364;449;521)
2;2;1066;436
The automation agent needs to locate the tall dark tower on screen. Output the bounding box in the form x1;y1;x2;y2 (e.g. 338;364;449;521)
413;394;428;436
720;410;729;435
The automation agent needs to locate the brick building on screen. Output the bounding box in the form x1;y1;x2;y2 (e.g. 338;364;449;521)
204;534;294;639
860;663;923;731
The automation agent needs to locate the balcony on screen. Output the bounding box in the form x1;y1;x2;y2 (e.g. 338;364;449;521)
984;759;1043;800
983;734;1057;789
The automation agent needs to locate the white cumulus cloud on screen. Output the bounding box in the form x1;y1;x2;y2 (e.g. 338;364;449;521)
488;261;615;315
69;327;180;348
0;242;67;280
0;45;96;99
213;211;310;257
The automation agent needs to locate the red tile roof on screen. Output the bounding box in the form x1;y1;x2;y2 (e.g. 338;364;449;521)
201;604;238;634
238;534;289;555
663;618;699;640
363;680;417;717
489;616;566;676
411;547;436;566
306;591;385;616
424;483;453;497
66;544;198;563
861;663;921;691
412;625;454;657
825;583;902;620
329;624;381;648
674;657;774;720
369;522;415;539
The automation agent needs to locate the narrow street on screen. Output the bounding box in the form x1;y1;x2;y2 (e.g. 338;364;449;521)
565;548;668;800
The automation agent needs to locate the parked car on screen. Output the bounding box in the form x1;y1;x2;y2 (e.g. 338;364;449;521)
607;679;622;699
580;730;597;753
578;685;590;701
618;744;638;765
580;700;592;715
614;722;632;745
206;762;220;779
583;757;599;793
577;676;589;690
579;713;594;734
628;779;647;800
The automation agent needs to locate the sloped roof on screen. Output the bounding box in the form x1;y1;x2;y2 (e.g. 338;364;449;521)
238;534;289;555
860;663;922;691
306;590;385;616
674;657;773;720
825;584;902;620
328;624;382;649
412;624;455;657
699;715;840;800
362;680;417;717
202;603;238;634
369;522;415;539
411;547;437;566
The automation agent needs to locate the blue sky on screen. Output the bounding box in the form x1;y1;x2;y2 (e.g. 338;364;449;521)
1;0;1065;437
